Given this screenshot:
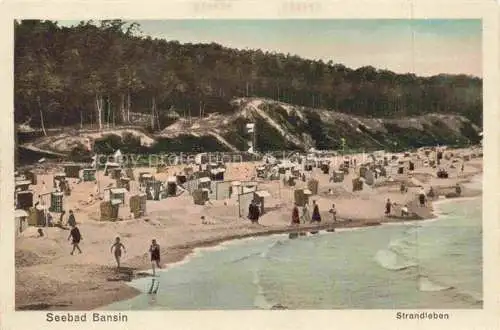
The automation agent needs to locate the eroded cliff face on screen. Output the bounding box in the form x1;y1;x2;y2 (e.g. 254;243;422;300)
22;97;482;155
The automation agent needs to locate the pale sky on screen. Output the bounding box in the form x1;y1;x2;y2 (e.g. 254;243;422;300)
58;19;482;77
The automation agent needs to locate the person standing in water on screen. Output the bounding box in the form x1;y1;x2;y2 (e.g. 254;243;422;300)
149;239;161;276
111;237;126;270
311;200;321;223
68;224;82;255
291;203;300;225
385;198;392;215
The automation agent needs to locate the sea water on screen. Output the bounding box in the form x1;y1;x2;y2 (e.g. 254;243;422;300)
104;185;482;310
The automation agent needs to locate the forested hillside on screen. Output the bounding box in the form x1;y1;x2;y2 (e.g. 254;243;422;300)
15;19;483;134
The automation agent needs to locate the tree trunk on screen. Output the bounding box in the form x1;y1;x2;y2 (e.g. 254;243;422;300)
80;111;83;129
96;94;103;131
156;107;161;131
151;96;156;130
120;93;126;123
127;91;131;123
37;96;47;136
106;96;111;128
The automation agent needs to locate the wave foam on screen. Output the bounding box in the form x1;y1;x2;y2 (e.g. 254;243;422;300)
374;249;416;271
418;276;453;292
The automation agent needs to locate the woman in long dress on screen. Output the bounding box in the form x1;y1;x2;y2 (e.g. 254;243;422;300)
311;200;321;223
291;204;300;225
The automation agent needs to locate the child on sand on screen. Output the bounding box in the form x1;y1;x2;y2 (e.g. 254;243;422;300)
68;224;82;255
111;237;126;270
329;203;337;222
149;239;161;276
67;210;76;227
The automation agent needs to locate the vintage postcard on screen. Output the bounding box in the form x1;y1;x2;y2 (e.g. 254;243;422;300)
1;1;499;330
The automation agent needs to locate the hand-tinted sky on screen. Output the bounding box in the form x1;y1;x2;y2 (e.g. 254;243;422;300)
58;19;482;77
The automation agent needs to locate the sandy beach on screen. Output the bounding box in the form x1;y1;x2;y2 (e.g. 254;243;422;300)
14;149;483;310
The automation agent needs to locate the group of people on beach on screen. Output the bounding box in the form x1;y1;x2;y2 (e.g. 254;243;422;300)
291;200;337;225
63;209;162;276
109;237;161;275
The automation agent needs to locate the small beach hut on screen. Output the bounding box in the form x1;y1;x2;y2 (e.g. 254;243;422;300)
24;170;37;185
332;170;344;183
167;176;177;196
176;174;187;185
109;188;127;205
118;177;131;191
198;177;212;190
111;168;122;180
320;163;330;174
30;204;48;226
253;190;271;215
15;209;29;235
15;180;31;192
139;172;154;186
64;164;81;178
82;168;96;182
125;168;135;181
215;168;225;181
294;188;312;207
352;177;363;192
284;175;296;187
49;192;64;213
100;200;120;221
104;162;121;176
193;189;209;205
364;169;375;185
15;190;33;210
230;181;242;198
130;193;147;218
307;178;319;195
53;172;66;188
256;166;266;178
339;163;349;174
146;180;162;200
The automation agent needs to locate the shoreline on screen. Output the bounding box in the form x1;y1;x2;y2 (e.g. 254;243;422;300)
100;191;482;311
15;159;483;311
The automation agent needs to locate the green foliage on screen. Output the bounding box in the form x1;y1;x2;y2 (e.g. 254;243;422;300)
15;19;483;133
152;136;228;153
69;143;92;162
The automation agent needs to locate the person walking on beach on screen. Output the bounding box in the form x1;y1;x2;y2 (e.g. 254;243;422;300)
111;237;126;270
291;203;300;225
248;201;260;224
149;239;162;276
311;200;321;223
301;202;310;224
329;203;337;222
385;198;392;216
68;224;82;255
67;210;76;227
418;187;426;207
